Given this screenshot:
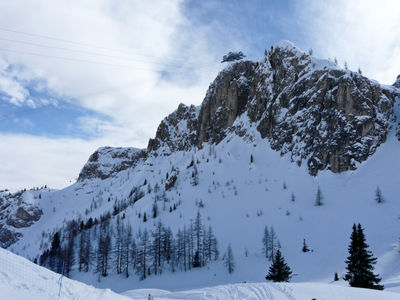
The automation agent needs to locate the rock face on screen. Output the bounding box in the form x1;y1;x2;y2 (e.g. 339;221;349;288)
148;103;200;154
80;41;400;176
78;146;147;181
2;41;399;250
147;41;399;175
198;61;257;144
0;190;43;248
0;225;21;248
6;207;42;228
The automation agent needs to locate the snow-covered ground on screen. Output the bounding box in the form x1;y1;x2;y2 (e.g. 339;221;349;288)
2;246;400;300
3;72;400;294
6;123;400;293
0;247;130;300
123;283;400;300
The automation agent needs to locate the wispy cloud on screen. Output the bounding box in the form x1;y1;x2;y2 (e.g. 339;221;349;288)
0;0;222;189
0;134;101;190
1;0;399;190
299;0;400;85
0;0;220;139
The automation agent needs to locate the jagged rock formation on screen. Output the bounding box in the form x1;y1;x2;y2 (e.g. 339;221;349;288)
146;41;399;175
6;207;42;228
147;103;199;153
82;42;400;177
0;190;42;247
78;146;146;181
2;43;400;288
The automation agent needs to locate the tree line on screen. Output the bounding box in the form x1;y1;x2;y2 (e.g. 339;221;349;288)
38;211;219;280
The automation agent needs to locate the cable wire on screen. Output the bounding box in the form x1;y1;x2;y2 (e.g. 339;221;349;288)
0;37;190;67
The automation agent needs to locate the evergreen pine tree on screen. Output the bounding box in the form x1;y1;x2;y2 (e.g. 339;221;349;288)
291;192;295;202
302;239;310;252
334;272;339;281
191;165;199;186
344;224;383;290
268;226;277;261
375;187;384;203
49;232;62;272
315;186;323;206
265;249;292;282
262;225;269;258
224;244;235;274
152;202;158;218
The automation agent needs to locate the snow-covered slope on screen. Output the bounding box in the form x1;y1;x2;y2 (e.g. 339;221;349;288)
123;283;400;300
2;41;400;294
6;128;400;292
2;246;400;300
0;247;130;300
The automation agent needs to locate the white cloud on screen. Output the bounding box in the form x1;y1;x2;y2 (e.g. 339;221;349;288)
0;66;29;105
300;0;400;85
0;134;96;191
0;1;222;189
0;0;219;137
7;1;399;191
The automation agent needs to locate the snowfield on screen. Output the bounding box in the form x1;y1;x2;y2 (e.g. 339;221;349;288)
2;41;400;298
123;283;400;300
2;246;400;300
0;247;130;300
7;126;400;293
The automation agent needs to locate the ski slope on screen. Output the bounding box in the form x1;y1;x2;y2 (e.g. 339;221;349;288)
123;283;400;300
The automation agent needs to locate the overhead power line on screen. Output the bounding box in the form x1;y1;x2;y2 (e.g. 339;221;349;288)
0;47;179;70
0;37;187;67
0;46;218;71
0;27;184;63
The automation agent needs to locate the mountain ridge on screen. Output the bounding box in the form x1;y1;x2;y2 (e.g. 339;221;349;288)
1;40;400;293
80;40;399;181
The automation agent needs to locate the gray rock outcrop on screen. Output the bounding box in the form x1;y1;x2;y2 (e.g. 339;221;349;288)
147;41;399;175
78;146;146;181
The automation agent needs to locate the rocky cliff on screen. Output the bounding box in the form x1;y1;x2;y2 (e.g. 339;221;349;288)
3;40;399;251
0;190;43;248
145;41;399;175
78;146;146;181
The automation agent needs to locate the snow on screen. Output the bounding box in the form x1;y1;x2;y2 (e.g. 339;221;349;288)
275;40;303;54
2;40;400;297
274;40;340;72
2;246;400;300
6;124;400;294
123;283;400;300
0;247;130;300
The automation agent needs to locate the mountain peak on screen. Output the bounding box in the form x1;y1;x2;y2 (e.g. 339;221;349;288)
77;46;400;181
274;40;305;55
144;46;398;176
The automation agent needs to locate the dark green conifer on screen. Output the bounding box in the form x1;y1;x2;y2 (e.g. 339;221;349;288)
265;249;292;282
344;224;383;290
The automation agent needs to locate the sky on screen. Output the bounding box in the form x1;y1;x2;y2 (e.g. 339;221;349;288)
0;0;399;191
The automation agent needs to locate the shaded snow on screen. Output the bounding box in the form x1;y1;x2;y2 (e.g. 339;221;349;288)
2;246;399;300
123;282;400;300
0;247;130;300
